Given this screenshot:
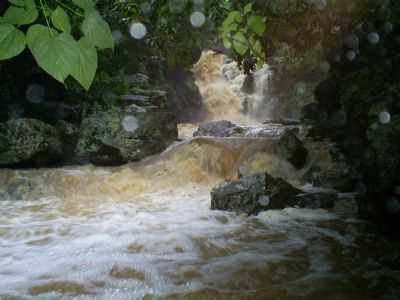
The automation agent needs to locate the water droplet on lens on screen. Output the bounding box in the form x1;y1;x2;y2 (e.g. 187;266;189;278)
344;33;359;49
384;22;393;33
129;22;147;40
368;32;380;45
320;61;331;73
122;115;139;132
25;84;45;104
190;11;206;28
112;30;123;44
168;0;187;13
346;50;356;61
315;0;327;10
379;111;391;124
140;2;152;14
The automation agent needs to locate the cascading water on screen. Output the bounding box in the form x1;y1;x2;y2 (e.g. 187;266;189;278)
192;51;274;125
1;52;399;300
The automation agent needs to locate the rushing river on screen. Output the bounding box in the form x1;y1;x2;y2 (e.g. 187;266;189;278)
1;51;399;299
0;140;399;300
0;172;399;300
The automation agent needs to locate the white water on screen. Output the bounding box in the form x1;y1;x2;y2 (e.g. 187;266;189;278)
193;51;273;125
0;180;374;299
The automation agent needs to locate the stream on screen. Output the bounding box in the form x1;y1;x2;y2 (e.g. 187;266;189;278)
1;51;399;300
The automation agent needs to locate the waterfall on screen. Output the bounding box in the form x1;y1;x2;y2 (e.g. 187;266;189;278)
193;50;274;125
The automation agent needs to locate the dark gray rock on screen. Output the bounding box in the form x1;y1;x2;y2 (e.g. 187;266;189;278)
166;70;206;122
277;130;308;169
194;120;244;138
56;120;79;163
211;173;301;215
0;118;63;167
296;192;337;209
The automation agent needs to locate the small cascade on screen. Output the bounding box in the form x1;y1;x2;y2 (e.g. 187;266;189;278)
192;50;275;125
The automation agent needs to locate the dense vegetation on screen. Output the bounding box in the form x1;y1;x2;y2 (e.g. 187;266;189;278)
0;0;270;90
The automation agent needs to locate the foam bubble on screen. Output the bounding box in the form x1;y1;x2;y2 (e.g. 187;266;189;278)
129;22;147;40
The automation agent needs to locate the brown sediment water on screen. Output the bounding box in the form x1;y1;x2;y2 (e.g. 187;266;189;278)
1;51;399;300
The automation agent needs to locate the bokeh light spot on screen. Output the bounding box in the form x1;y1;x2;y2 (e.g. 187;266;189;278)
129;22;147;40
379;111;391;124
368;32;380;45
346;50;357;61
190;11;206;28
122;115;139;133
25;84;45;104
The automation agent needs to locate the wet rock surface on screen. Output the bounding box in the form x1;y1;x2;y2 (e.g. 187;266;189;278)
304;1;400;233
210;173;337;215
75;93;177;165
0;118;63;167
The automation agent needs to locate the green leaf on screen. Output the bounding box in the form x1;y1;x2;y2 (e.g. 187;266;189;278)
0;24;26;60
51;7;71;33
27;24;79;83
244;3;253;14
8;0;25;7
2;0;38;25
72;0;95;11
225;11;241;25
252;40;262;55
222;36;232;49
232;31;248;55
81;11;114;49
71;37;98;90
248;16;266;36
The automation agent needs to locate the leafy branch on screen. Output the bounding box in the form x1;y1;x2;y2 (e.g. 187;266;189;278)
0;0;114;90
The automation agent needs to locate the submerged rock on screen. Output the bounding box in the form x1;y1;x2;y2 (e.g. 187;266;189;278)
211;173;302;215
193;120;244;137
0;118;63;167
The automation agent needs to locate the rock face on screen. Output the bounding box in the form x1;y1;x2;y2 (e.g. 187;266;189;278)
75;91;177;165
211;173;302;215
166;70;206;123
277;130;308;169
0;119;63;167
304;1;400;233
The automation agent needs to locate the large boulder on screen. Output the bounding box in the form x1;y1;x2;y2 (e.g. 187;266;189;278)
211;173;302;215
0;118;63;167
75;91;178;165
